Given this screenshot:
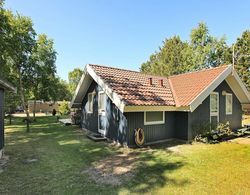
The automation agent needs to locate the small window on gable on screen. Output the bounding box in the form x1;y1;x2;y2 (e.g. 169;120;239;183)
226;93;232;115
144;111;165;125
210;92;219;115
98;92;105;112
88;93;94;113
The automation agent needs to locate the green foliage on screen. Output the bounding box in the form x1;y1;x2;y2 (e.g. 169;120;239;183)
192;122;211;136
68;68;84;95
141;22;250;90
59;101;70;115
27;34;57;103
217;121;232;135
0;2;61;130
193;121;235;143
233;30;250;90
141;36;188;76
50;78;72;101
141;22;232;76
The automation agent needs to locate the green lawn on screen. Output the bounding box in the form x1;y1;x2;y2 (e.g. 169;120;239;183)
0;116;250;194
243;115;250;126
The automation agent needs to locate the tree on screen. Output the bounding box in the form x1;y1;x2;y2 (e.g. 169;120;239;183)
4;11;36;132
233;30;250;90
49;77;72;101
0;1;11;78
141;36;188;76
59;100;70;115
27;34;57;119
68;68;83;95
141;22;230;76
188;22;229;70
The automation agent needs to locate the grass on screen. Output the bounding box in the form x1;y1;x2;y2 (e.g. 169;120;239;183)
243;114;250;126
0;116;250;194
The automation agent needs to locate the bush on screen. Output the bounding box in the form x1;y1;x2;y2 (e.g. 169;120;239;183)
70;110;81;125
193;121;234;144
59;101;70;115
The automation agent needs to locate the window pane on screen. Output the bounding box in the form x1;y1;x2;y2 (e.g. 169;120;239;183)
146;111;163;122
88;94;93;112
226;94;232;114
211;94;218;113
99;93;105;111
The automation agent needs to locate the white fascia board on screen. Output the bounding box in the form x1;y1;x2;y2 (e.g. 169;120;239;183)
225;70;250;103
232;70;250;101
0;79;17;93
86;64;126;112
189;65;233;112
124;105;190;112
70;68;93;108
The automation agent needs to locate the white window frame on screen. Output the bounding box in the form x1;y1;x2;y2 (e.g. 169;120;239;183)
225;93;233;115
87;93;94;113
144;111;165;125
210;92;219;116
98;91;106;114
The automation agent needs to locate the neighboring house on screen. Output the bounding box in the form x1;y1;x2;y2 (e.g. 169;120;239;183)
0;79;16;159
70;64;250;146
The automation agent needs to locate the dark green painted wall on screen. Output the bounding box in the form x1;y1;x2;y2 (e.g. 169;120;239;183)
0;88;4;150
81;81;128;145
81;82;98;133
125;112;175;145
80;80;243;146
174;112;189;140
188;80;243;139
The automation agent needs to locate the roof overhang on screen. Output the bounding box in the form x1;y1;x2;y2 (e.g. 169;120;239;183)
189;65;250;112
0;79;17;93
71;64;250;113
70;64;126;112
124;105;190;112
70;68;93;108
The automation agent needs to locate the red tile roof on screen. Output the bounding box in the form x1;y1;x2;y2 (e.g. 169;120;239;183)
89;64;175;106
169;65;229;106
89;64;229;107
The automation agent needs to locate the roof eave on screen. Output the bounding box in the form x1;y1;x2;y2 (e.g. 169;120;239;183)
0;79;17;93
123;105;191;112
86;64;126;112
189;65;233;112
70;67;92;108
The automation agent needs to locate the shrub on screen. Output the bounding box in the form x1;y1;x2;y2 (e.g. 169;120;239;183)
59;101;70;115
193;121;234;143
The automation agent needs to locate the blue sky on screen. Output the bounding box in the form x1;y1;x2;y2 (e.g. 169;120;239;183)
4;0;250;81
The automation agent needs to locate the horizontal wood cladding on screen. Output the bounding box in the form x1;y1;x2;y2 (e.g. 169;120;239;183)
125;112;175;146
0;89;4;150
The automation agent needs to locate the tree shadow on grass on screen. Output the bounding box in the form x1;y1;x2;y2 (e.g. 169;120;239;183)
120;150;189;194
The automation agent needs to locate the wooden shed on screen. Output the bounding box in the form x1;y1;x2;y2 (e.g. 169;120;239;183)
0;79;16;159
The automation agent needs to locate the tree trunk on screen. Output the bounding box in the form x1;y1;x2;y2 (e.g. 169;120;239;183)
18;70;30;132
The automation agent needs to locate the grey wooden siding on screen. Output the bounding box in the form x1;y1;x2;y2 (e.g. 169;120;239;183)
188;80;243;139
125;112;175;145
80;79;243;145
174;112;189;140
0;89;4;150
81;82;98;133
81;81;128;144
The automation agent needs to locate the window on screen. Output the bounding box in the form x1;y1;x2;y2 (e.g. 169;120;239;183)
88;93;94;113
98;92;105;112
226;93;232;115
210;92;219;115
144;111;165;125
